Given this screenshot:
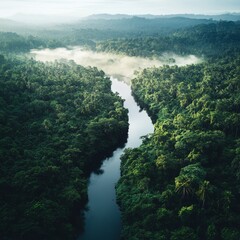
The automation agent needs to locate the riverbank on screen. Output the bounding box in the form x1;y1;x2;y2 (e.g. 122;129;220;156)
78;78;154;240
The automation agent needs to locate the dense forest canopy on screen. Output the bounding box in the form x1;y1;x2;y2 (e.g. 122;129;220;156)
0;56;128;239
116;55;240;239
1;18;240;59
96;21;240;58
0;32;63;53
0;16;237;52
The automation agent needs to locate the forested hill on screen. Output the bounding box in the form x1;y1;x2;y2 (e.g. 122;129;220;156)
84;13;240;21
96;21;240;58
1;17;239;54
0;16;214;36
0;56;128;239
0;32;63;53
0;16;215;46
74;17;213;34
116;55;240;239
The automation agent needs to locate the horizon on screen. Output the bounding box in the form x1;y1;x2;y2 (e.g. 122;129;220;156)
1;11;240;25
1;0;240;20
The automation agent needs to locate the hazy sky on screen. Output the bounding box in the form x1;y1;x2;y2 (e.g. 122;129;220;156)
0;0;240;18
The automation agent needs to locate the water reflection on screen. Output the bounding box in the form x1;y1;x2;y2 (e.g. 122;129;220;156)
78;78;154;240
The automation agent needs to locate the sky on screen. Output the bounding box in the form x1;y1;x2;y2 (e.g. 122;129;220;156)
0;0;240;19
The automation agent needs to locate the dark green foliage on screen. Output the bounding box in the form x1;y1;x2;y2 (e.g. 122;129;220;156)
0;56;128;239
96;21;240;58
0;32;63;53
117;56;240;239
1;15;240;240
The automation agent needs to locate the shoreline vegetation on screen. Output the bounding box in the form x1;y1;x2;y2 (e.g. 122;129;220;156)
0;56;128;239
117;57;240;240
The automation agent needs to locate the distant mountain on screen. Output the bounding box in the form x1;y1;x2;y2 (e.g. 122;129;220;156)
1;13;239;41
75;17;214;35
168;13;240;21
85;13;240;21
84;14;133;20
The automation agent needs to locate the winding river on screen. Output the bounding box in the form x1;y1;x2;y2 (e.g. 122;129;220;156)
31;47;201;240
78;77;154;240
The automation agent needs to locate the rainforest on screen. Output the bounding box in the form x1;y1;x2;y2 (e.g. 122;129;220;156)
0;3;240;240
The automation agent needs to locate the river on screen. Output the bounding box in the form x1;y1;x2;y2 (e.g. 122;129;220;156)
31;47;201;240
78;77;154;240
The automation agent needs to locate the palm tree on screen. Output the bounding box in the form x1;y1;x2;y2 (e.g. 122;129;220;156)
175;177;194;199
196;180;210;208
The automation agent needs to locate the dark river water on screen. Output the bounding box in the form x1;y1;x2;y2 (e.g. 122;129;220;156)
78;77;154;240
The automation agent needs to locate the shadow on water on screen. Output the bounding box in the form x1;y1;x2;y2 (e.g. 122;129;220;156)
83;136;128;178
77;78;154;240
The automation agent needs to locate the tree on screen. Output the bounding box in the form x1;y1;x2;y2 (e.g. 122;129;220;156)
175;163;206;199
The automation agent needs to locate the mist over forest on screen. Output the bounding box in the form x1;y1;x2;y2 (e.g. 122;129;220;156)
31;47;202;82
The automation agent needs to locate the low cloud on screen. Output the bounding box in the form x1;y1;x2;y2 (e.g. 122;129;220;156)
31;47;202;83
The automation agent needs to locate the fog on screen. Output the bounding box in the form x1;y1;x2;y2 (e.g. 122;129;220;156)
31;47;202;83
